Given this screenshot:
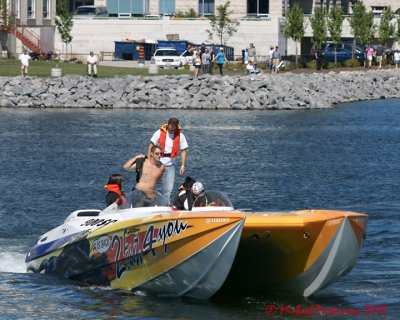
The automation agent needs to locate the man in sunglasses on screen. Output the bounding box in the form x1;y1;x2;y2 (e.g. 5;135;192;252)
123;145;165;191
148;117;188;203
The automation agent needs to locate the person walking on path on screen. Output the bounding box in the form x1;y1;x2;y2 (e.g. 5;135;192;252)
123;145;165;191
271;46;281;73
314;46;323;71
376;44;384;69
148;118;188;203
201;48;211;74
213;47;228;76
248;43;257;65
19;50;31;76
87;51;98;77
365;44;374;69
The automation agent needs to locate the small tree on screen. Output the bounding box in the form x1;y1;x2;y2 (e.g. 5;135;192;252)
378;6;395;47
328;5;344;64
206;1;239;46
55;0;73;61
0;0;15;31
348;1;375;47
284;2;305;67
395;16;400;43
309;7;327;48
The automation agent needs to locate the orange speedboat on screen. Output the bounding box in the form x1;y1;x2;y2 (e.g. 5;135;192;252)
26;190;245;299
191;191;368;297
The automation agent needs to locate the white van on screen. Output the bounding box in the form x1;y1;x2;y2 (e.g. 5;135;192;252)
73;6;108;19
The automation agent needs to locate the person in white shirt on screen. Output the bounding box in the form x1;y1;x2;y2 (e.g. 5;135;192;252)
148;117;188;203
86;51;98;77
394;50;400;68
245;61;260;74
19;50;31;76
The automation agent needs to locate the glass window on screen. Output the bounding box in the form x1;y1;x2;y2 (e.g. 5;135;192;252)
198;0;214;16
28;0;35;18
43;0;50;19
159;0;175;15
247;0;269;16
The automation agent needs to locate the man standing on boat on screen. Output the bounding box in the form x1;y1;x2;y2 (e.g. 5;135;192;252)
123;145;165;191
148;118;188;203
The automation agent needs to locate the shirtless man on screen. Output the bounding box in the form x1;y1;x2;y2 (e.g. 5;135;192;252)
123;146;165;191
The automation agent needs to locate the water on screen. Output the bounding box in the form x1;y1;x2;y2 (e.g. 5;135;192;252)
0;100;399;319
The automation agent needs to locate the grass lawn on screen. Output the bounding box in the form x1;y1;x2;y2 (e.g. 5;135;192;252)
0;59;246;77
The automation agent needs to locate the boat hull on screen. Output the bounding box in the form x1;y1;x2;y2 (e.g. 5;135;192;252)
26;211;245;299
221;209;368;297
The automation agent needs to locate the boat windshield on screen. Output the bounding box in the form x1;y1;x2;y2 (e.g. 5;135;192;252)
127;189;169;208
192;190;233;208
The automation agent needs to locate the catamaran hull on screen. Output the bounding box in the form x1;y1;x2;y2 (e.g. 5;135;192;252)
221;210;368;297
26;212;245;299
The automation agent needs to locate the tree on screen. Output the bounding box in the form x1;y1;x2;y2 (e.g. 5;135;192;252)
284;2;305;67
206;1;239;46
348;1;375;47
396;16;400;43
309;7;327;47
55;0;73;61
378;6;395;47
328;5;344;64
0;0;15;31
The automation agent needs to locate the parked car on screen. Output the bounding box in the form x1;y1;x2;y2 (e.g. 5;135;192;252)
151;48;182;68
322;47;364;62
73;6;108;19
323;42;364;55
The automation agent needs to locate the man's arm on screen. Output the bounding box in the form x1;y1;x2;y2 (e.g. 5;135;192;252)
147;142;155;158
180;149;187;175
123;154;145;171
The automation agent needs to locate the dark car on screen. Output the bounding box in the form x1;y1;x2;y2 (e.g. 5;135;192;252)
322;47;364;62
324;42;364;55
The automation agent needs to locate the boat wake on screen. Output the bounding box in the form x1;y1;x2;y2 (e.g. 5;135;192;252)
0;250;26;273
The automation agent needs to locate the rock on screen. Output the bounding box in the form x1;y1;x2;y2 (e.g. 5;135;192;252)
1;69;400;109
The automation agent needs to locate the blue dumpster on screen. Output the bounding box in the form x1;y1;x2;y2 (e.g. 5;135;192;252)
114;42;156;60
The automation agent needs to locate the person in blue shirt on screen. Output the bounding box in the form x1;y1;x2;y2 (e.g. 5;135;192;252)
213;47;228;76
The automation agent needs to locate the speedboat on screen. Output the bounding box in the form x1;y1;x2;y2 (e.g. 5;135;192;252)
25;189;245;299
190;191;368;297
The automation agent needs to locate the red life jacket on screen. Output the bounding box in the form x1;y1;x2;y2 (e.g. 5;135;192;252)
158;123;180;158
104;183;127;207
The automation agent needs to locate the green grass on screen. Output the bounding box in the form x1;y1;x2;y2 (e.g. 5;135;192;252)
0;59;193;77
0;59;246;77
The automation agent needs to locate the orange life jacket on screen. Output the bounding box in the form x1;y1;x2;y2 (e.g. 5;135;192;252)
158;123;180;158
104;183;127;207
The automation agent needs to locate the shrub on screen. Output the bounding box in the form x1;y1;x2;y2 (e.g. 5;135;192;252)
343;59;362;67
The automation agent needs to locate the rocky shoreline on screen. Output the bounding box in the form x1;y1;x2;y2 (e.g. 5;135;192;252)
0;69;399;109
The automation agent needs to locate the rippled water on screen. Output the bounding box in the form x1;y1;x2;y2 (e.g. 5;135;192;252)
0;99;399;319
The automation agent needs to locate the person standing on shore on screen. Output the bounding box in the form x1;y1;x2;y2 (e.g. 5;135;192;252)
365;44;374;69
19;50;31;77
148;118;188;203
315;46;323;71
86;51;98;77
248;43;257;65
213;47;228;76
271;46;281;73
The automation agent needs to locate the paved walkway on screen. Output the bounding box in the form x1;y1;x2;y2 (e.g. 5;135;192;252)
99;60;149;68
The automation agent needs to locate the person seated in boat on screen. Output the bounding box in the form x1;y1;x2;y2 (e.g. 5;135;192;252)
123;145;165;191
104;173;127;208
173;180;204;211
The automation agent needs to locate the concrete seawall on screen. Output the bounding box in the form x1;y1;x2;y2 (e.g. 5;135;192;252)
1;70;399;109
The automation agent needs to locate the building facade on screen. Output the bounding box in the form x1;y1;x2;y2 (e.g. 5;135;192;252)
0;0;57;55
